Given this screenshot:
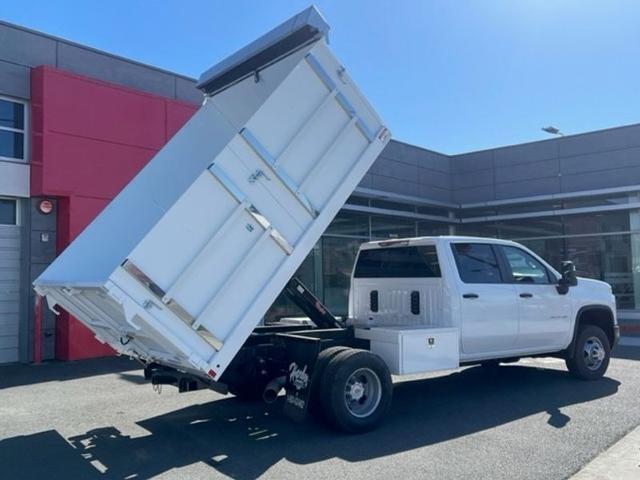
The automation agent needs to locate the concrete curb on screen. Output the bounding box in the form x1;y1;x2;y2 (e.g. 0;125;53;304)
570;425;640;479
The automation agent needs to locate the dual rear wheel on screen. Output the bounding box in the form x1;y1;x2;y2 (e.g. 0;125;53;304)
311;347;393;433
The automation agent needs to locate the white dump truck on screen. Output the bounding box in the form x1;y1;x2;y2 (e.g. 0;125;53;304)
34;6;618;433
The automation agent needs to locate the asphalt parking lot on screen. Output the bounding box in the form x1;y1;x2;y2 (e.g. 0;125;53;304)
1;347;639;480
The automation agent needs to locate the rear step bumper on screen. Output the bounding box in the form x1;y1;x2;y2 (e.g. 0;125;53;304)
144;363;229;395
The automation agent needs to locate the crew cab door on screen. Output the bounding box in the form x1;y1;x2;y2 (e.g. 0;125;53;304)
497;245;572;350
450;242;519;355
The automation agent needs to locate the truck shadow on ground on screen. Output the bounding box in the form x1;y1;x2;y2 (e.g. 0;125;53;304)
0;363;621;480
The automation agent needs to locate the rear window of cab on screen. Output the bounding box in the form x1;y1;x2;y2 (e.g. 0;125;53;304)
354;245;441;278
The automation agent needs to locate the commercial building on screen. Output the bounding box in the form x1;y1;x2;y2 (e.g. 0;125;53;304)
1;20;639;363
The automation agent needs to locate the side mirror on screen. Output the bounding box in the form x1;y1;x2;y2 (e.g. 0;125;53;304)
557;261;577;294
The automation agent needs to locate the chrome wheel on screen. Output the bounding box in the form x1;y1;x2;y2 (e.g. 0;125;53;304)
583;336;605;371
344;367;382;418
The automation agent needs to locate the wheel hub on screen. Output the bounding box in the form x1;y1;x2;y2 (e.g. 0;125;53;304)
344;367;383;418
583;336;605;371
348;381;365;401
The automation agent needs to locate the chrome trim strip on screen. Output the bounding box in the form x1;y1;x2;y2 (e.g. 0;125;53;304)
305;53;336;90
207;164;246;203
240;128;318;217
121;260;224;351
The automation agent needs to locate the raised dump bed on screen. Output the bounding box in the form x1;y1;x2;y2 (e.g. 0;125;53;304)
34;6;390;380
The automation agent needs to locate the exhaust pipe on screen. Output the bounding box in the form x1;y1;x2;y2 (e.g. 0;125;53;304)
262;376;286;403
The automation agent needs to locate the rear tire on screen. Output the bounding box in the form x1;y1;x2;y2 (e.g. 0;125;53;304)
308;346;350;417
566;325;611;380
320;349;393;433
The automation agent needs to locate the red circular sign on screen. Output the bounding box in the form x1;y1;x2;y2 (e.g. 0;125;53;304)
39;199;54;215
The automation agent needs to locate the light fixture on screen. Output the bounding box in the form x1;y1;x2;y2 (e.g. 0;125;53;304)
38;199;54;215
542;126;563;136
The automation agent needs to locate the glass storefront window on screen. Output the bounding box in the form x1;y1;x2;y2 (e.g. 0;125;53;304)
563;211;630;235
565;234;634;309
455;223;498;238
562;194;630;210
326;211;369;237
370;199;416;212
497;216;563;239
345;195;369;206
322;236;363;315
416;205;452;217
518;238;566;273
371;215;416;239
264;245;318;323
417;221;450;236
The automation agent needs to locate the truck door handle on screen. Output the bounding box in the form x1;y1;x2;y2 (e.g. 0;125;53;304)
462;293;479;299
519;293;533;298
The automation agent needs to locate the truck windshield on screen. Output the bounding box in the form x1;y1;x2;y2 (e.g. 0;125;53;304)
354;245;441;278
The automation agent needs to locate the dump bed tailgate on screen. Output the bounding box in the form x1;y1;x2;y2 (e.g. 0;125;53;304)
34;6;389;379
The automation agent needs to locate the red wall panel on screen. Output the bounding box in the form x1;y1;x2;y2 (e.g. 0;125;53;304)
31;66;198;361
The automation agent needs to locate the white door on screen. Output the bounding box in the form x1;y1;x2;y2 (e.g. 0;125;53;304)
499;245;572;351
451;242;519;355
0;206;21;364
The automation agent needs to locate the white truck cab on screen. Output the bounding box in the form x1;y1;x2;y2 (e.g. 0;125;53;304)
349;236;618;376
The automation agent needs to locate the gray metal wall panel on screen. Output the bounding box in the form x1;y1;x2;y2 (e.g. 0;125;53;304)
455;185;495;203
495;176;561;200
0;24;56;68
560;147;640;175
418;184;453;203
453;168;493;189
417;167;452;189
175;77;202;104
494;158;559;183
27;198;58;362
561;166;640;192
370;157;419;183
382;140;450;172
371;174;420;197
370;140;453;202
358;173;373;188
492;140;558;167
558;125;640;157
451;150;493;173
57;42;177;99
0;60;30;99
0;225;21;364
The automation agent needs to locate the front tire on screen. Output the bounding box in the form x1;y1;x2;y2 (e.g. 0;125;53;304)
320;349;393;433
566;325;611;380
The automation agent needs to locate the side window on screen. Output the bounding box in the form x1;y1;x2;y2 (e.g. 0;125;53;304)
0;98;26;161
0;199;17;225
451;243;502;284
501;246;551;284
354;245;441;278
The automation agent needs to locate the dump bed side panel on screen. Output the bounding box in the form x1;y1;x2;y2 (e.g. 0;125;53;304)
35;8;390;378
117;40;389;377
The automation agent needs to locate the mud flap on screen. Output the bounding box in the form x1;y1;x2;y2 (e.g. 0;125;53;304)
281;337;323;422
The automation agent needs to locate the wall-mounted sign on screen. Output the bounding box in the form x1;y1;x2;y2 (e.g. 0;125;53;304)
38;199;54;215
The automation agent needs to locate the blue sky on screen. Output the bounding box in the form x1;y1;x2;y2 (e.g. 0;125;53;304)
3;1;639;153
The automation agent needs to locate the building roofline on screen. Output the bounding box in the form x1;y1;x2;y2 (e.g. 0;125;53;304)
387;138;450;157
450;120;640;157
0;19;197;83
